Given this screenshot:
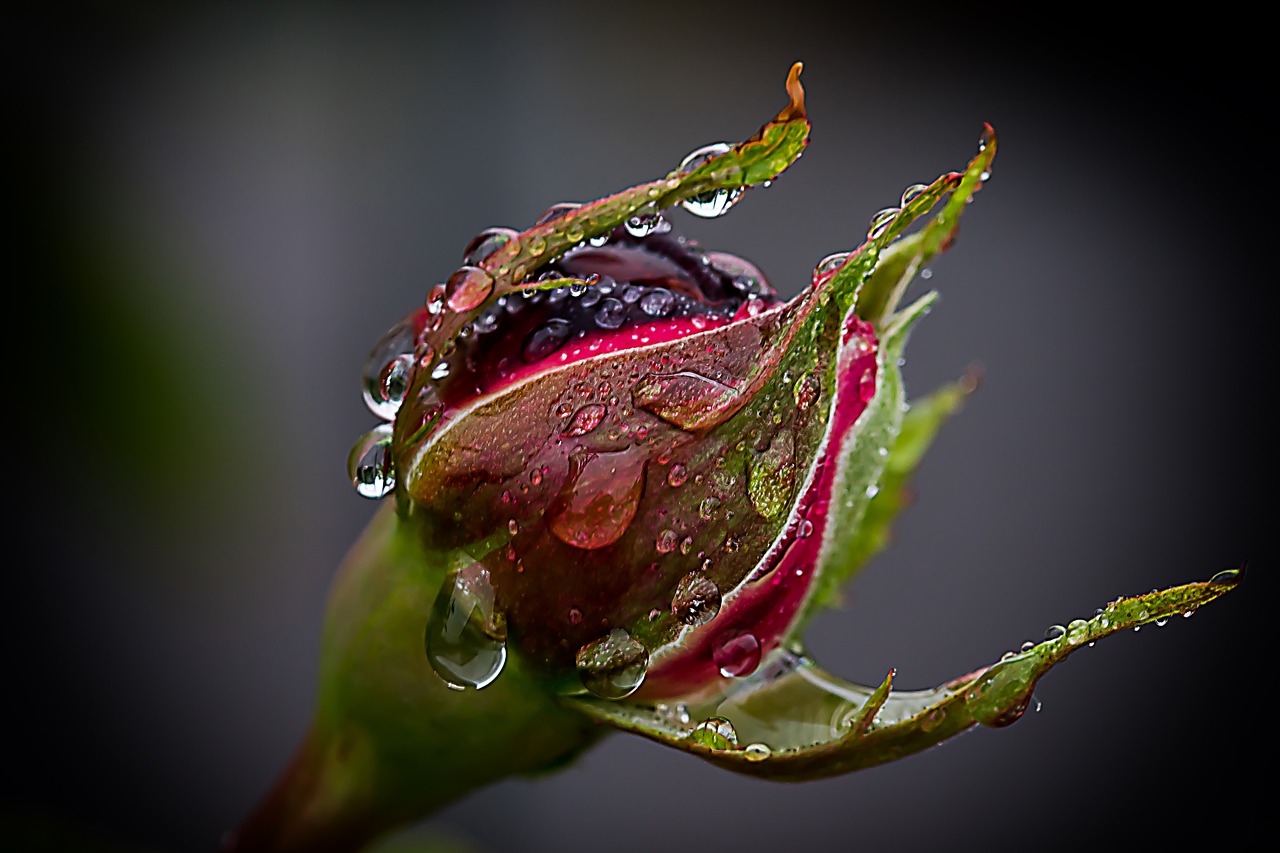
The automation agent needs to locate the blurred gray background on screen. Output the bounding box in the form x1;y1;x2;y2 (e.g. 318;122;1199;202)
9;3;1266;851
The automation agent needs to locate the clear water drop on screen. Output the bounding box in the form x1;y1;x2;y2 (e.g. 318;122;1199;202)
462;227;518;266
699;497;721;520
576;629;648;699
431;361;451;380
676;143;743;218
900;183;929;207
347;424;396;499
523;319;572;362
1044;624;1066;641
671;573;721;626
867;208;899;240
362;317;418;420
445;266;495;313
594;297;627;329
425;563;508;690
656;529;679;553
743;743;771;762
813;252;848;281
639;288;675;317
689;716;738;749
1066;619;1089;645
535;202;580;226
564;403;607;437
624;210;668;238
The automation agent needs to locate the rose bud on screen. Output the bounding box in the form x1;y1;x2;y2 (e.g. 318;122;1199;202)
227;64;1242;852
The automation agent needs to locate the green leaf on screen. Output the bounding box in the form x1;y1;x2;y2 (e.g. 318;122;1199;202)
566;568;1243;779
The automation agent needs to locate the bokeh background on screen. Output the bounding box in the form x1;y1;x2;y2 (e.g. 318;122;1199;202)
10;3;1266;851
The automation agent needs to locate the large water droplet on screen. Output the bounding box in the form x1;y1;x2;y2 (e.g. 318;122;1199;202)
445;266;495;313
671;572;721;626
625;210;668;238
689;715;738;749
576;628;648;699
462;227;518;266
677;143;743;219
699;497;721;520
899;183;929;207
747;430;796;518
347;424;396;499
548;448;647;550
425;563;508;690
813;252;848;281
535;202;580;226
867;208;899;240
743;742;771;762
523;319;572;363
667;464;688;487
564;403;607;437
964;654;1038;728
639;288;675;317
362;318;418;420
714;631;761;678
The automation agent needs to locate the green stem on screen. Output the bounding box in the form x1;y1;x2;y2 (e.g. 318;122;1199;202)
226;502;599;852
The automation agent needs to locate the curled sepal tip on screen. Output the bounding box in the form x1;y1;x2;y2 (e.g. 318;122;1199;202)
566;569;1242;780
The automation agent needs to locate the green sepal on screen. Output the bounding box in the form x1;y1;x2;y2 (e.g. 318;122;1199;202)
565;569;1242;780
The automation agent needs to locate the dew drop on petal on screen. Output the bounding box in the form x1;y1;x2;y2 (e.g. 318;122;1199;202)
594;297;627;329
656;529;679;553
564;403;607;437
743;743;771;762
347;424;396;499
667;463;688;487
576;628;648;699
639;288;675;317
522;319;572;363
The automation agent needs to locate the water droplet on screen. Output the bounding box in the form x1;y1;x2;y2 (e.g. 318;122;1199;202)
564;403;607;437
1044;624;1066;641
535;202;580;226
462;227;518;266
548;447;646;550
576;628;648;699
813;252;848;280
919;267;933;280
748;430;795;519
445;266;495;313
588;234;609;248
529;468;543;487
523;319;572;362
431;361;450;380
1155;616;1169;627
425;563;508;690
1066;619;1089;645
526;235;547;256
743;743;771;762
507;518;519;535
689;716;738;749
867;208;899;240
568;607;583;625
639;288;675;317
676;143;743;218
900;183;929;207
362;318;419;420
671;573;721;626
699;497;721;520
714;631;761;678
347;424;396;499
965;654;1037;728
594;297;627;329
656;529;679;553
667;464;688;487
793;372;820;411
796;519;813;539
625;210;667;238
364;353;412;421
